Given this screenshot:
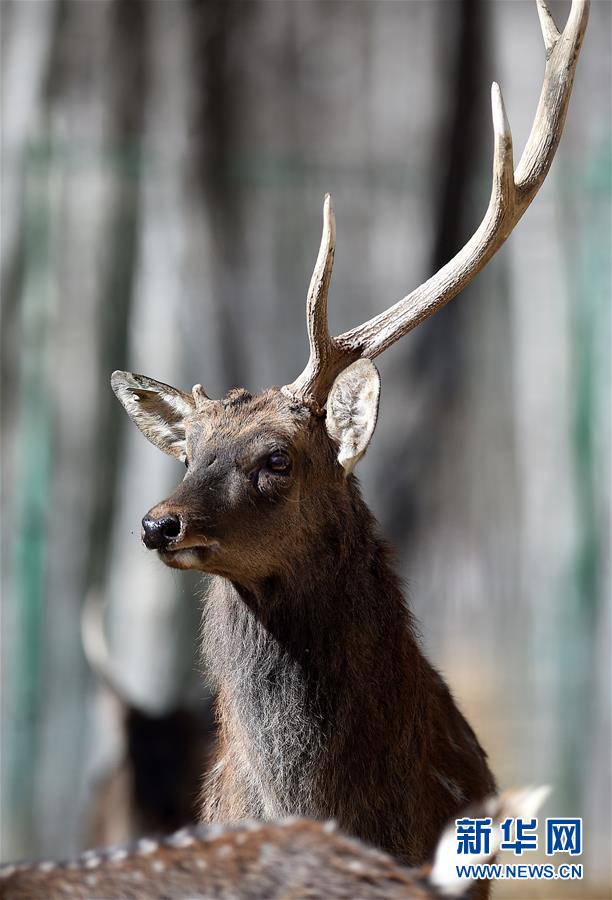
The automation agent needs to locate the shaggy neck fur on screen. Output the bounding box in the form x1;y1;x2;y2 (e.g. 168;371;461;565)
201;477;495;868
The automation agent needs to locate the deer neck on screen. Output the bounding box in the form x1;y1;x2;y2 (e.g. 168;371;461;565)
201;480;421;817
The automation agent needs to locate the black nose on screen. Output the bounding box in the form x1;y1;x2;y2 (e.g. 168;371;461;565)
141;514;182;550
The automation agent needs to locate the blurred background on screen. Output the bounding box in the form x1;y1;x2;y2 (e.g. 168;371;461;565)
1;0;610;895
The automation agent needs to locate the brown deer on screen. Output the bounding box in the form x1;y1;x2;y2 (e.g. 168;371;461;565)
0;789;547;899
106;0;586;890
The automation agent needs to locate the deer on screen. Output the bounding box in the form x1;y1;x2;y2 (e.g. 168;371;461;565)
0;3;569;899
81;593;216;845
106;1;588;893
0;788;547;899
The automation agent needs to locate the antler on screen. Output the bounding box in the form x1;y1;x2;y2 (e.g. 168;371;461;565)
284;0;589;409
81;590;141;706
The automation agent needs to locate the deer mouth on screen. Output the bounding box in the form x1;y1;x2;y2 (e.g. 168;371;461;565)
158;539;220;570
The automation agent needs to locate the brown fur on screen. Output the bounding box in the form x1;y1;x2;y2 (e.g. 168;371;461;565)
140;386;494;886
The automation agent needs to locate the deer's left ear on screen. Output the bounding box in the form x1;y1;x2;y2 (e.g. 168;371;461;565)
111;371;195;461
325;359;381;474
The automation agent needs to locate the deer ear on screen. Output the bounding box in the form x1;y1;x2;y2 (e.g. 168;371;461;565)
111;371;195;461
325;359;380;474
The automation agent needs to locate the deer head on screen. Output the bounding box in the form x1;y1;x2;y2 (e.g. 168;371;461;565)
111;358;379;583
112;0;588;588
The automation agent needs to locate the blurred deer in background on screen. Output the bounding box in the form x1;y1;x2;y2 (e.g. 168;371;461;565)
0;789;547;899
81;595;216;845
107;2;587;894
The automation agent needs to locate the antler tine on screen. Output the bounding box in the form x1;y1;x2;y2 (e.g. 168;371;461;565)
536;0;561;54
284;194;353;410
332;0;589;362
307;192;335;354
515;0;588;196
285;0;588;406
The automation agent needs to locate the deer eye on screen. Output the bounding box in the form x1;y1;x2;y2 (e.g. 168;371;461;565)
184;457;189;469
267;451;291;474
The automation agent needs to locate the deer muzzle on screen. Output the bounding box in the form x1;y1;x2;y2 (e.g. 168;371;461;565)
141;513;182;550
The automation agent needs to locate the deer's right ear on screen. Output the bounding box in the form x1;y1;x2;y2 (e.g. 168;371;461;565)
111;371;195;461
325;359;381;474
